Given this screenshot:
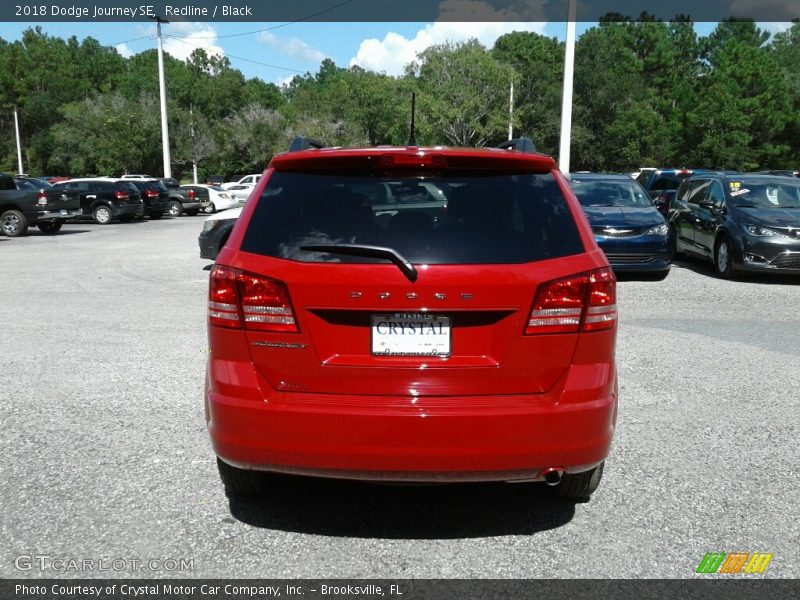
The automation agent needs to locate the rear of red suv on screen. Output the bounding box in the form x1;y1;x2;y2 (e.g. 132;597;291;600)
205;141;618;501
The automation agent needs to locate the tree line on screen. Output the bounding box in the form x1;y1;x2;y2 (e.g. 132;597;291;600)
2;17;799;181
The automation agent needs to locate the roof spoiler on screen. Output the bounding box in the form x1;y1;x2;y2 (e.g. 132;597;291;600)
289;136;326;152
496;138;537;154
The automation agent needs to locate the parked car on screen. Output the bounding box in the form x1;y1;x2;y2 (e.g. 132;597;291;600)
640;168;695;216
0;173;81;236
224;184;255;204
631;167;657;182
157;178;203;217
205;137;618;501
188;184;239;213
569;173;670;279
751;170;799;178
220;173;261;190
199;206;242;260
115;179;171;219
669;173;800;277
52;178;143;224
120;174;155;180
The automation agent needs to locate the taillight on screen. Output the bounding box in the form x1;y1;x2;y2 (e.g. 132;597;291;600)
37;191;47;206
208;265;298;333
188;189;196;199
376;153;448;170
526;268;616;335
146;190;159;198
115;190;128;200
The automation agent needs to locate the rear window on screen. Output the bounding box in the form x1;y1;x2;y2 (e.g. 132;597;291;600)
241;172;584;265
650;174;689;191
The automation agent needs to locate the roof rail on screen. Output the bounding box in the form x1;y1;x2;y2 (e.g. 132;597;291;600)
289;136;326;152
497;137;537;154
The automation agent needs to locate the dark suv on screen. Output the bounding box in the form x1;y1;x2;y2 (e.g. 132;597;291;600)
53;178;143;224
670;173;800;277
118;179;171;219
205;138;619;501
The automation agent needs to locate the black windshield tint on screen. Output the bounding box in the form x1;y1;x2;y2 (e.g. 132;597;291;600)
241;172;583;265
571;180;653;207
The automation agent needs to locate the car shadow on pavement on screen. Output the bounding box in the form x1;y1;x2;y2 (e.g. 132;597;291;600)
23;229;93;237
672;259;800;285
227;476;576;539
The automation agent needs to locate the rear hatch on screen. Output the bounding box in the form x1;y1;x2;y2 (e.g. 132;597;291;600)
220;153;602;397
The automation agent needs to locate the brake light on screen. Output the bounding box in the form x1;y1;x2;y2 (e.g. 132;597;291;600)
188;189;196;199
526;268;616;334
377;153;448;170
208;266;298;333
37;191;47;206
145;190;159;198
115;190;128;200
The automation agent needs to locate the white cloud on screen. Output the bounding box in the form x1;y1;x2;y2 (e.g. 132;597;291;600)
757;22;793;37
349;0;546;75
260;32;327;62
349;21;547;76
163;23;224;61
115;43;133;58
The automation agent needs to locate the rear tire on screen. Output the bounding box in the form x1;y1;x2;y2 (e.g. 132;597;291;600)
204;202;216;214
714;235;735;279
149;212;164;220
93;205;113;224
168;201;183;217
556;462;604;501
37;221;63;234
216;458;265;496
2;209;29;237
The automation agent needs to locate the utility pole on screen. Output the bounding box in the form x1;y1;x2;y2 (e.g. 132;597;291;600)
190;103;198;184
508;80;514;140
558;0;577;174
13;106;24;174
153;16;172;178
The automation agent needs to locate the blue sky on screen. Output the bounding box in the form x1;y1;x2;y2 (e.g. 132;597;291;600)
0;20;779;86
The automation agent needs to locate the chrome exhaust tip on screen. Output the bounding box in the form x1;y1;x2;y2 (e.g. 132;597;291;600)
543;467;565;486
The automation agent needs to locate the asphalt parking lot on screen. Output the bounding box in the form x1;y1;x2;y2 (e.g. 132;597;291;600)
1;216;798;579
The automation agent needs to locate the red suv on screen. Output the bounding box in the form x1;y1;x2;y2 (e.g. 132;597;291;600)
205;138;618;501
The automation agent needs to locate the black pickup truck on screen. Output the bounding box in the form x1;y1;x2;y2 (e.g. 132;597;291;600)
0;174;82;237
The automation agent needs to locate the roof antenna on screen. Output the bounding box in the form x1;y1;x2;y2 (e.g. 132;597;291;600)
407;92;417;147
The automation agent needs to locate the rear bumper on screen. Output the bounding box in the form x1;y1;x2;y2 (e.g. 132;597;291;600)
36;208;83;221
206;363;618;482
113;203;144;217
144;200;171;215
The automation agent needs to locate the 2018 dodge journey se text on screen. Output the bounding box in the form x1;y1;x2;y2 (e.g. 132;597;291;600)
205;137;619;502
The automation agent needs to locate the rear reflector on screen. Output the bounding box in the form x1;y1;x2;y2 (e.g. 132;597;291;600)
209;265;298;333
526;268;617;335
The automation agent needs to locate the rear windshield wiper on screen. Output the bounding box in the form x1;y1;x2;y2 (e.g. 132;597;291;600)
300;243;419;283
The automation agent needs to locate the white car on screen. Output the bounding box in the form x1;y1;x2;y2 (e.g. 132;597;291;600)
225;184;256;204
220;174;261;190
193;185;241;213
120;174;155;180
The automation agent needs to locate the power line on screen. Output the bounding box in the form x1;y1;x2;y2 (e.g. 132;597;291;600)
110;34;154;47
165;35;305;73
166;0;356;40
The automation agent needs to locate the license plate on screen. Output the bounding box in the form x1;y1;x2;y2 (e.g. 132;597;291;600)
371;313;451;357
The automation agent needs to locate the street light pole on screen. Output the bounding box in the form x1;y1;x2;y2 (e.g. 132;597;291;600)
558;0;577;174
153;16;172;178
13;105;24;174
